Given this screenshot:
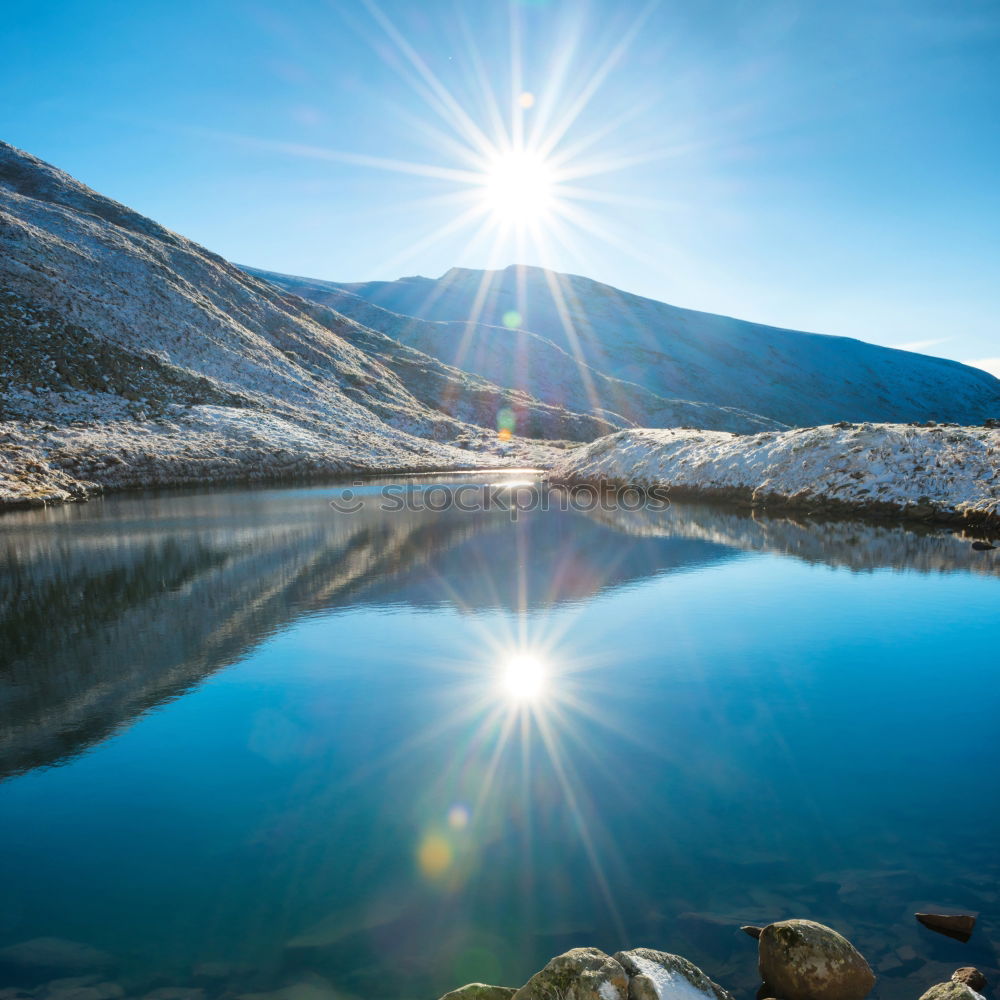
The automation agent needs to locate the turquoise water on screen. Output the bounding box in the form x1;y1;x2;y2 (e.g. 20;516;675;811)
1;474;998;999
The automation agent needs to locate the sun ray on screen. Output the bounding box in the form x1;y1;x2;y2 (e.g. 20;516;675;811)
535;0;661;160
361;0;499;161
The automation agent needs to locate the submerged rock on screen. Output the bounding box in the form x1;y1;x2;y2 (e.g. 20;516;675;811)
757;919;874;1000
141;990;204;1000
513;948;628;1000
915;913;977;942
0;939;113;972
952;969;988;992
613;949;734;1000
43;984;123;1000
439;987;516;1000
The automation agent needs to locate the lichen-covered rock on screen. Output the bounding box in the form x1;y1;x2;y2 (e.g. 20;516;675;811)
513;948;628;1000
952;968;988;992
439;986;517;1000
613;949;734;1000
919;982;985;1000
758;919;874;1000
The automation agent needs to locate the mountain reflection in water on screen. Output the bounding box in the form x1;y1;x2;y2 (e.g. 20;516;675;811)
1;474;998;1000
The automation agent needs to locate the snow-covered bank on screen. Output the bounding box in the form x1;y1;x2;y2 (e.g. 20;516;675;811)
0;408;565;509
550;423;1000;526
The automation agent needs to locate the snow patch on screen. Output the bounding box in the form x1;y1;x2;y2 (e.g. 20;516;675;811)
630;956;715;1000
551;424;1000;523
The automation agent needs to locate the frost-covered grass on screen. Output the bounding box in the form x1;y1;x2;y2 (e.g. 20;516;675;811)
550;423;1000;524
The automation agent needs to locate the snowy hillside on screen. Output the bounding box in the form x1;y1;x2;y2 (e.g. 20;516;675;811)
321;265;1000;428
0;142;574;506
550;423;1000;525
246;266;785;435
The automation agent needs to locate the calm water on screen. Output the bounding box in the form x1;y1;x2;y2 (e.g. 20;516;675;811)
1;474;998;1000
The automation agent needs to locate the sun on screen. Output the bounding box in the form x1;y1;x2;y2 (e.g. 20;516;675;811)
501;653;548;701
482;149;556;226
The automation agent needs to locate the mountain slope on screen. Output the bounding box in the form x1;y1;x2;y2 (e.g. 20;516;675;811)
312;264;1000;427
246;266;787;434
0;142;574;506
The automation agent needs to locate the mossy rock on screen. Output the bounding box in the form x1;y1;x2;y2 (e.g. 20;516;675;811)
758;919;874;1000
919;983;984;1000
513;948;628;1000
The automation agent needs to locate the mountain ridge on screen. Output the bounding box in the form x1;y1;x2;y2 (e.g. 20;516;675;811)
306;262;1000;428
244;265;786;434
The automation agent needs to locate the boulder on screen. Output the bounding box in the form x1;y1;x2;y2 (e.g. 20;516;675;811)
952;969;987;992
919;983;984;1000
440;987;516;1000
513;949;628;1000
613;950;734;1000
915;914;976;942
757;920;874;1000
741;927;764;940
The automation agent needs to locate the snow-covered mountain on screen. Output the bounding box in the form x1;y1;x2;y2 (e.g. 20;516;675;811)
0;142;582;505
286;264;1000;428
246;267;786;434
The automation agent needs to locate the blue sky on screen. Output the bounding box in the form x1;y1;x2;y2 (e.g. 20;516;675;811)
2;0;998;373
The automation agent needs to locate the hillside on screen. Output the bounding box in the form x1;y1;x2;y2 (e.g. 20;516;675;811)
305;264;1000;428
0;142;581;506
246;266;786;434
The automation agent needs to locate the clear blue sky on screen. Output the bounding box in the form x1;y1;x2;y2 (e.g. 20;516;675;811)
2;0;998;373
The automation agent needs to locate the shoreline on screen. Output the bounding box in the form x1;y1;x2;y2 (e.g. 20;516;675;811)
4;420;1000;532
549;422;1000;532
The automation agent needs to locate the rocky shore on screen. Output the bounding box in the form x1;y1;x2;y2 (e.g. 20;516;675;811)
438;919;988;1000
549;423;1000;529
0;919;989;1000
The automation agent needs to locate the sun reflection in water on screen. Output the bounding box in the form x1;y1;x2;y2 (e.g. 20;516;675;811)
500;653;547;702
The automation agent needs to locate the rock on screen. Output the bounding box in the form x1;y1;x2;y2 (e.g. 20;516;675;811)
0;940;113;972
613;949;734;1000
741;926;764;940
35;980;122;1000
439;986;516;1000
757;920;875;1000
513;948;628;1000
915;913;977;942
918;982;984;1000
38;979;101;994
42;986;122;1000
970;541;995;551
952;969;988;992
190;963;236;981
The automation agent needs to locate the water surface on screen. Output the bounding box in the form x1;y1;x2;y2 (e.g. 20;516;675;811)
1;474;998;1000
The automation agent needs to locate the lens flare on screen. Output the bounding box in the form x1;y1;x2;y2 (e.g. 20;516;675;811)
501;654;547;701
417;833;453;879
